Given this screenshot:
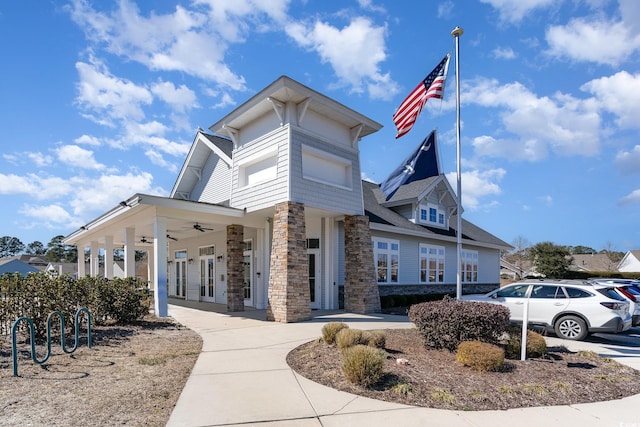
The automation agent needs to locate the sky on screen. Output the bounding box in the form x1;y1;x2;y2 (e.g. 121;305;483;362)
1;0;639;254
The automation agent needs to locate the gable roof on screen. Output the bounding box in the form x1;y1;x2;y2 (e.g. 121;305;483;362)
209;75;383;146
0;258;41;276
362;180;512;250
171;131;234;200
570;253;617;272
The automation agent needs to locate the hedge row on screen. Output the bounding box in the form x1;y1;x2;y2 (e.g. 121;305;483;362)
0;272;151;338
380;293;452;309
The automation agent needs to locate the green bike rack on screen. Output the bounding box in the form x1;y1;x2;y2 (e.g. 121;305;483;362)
11;308;92;377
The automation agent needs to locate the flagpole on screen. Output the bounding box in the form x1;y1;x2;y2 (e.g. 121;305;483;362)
451;26;464;300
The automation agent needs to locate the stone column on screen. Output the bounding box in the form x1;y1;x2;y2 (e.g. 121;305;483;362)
226;224;244;312
267;201;310;323
344;215;380;314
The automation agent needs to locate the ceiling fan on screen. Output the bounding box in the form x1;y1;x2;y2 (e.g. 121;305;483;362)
193;223;214;232
166;234;178;241
140;237;149;243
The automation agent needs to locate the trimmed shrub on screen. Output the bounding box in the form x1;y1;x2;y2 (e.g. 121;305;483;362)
364;330;386;349
503;327;548;359
336;328;366;350
322;322;349;345
408;298;510;352
456;340;505;372
342;344;386;387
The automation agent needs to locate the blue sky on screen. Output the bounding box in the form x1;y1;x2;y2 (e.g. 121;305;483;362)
1;0;639;253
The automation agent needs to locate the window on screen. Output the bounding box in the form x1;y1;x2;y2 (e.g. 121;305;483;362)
531;285;565;299
496;284;529;298
419;203;447;228
565;287;593;298
302;145;353;189
461;250;478;283
373;238;399;284
419;244;445;283
237;149;278;187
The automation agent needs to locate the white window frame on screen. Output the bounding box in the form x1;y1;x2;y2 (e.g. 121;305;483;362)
418;203;447;228
237;147;278;188
461;249;479;283
419;244;445;283
301;145;353;190
373;238;399;284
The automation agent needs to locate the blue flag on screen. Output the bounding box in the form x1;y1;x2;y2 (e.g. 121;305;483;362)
379;130;440;201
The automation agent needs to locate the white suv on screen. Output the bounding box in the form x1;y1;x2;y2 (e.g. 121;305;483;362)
590;278;640;327
461;279;632;340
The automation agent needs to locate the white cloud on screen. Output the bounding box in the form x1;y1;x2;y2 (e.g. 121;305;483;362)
286;17;398;99
437;1;454;19
619;189;640;205
546;16;640;66
446;168;505;210
75;134;102;146
0;173;73;200
55;145;106;170
27;152;54;167
68;0;247;90
150;81;198;113
479;0;557;23
538;195;553;205
492;47;517;60
465;78;601;160
145;150;179;174
19;204;81;230
615;145;640;175
581;71;640;130
75;60;153;124
68;172;164;218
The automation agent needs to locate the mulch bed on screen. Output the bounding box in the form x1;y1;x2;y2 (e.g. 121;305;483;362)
287;328;640;411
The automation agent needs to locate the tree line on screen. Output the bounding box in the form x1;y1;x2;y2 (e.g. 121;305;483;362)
503;237;626;279
0;235;77;263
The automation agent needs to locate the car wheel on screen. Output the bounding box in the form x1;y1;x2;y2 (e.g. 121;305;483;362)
554;315;588;341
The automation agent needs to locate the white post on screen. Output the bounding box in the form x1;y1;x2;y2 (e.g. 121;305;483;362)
104;235;114;279
124;227;136;278
451;26;464;300
521;298;530;361
77;245;86;278
90;241;99;277
153;218;168;317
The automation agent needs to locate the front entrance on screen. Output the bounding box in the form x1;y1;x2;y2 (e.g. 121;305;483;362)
243;240;253;306
307;238;321;309
199;245;215;302
173;250;187;298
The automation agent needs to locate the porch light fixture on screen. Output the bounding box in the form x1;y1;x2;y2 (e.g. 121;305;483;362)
217;255;224;262
188;258;194;264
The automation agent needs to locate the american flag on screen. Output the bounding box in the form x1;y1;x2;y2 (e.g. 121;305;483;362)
393;54;450;139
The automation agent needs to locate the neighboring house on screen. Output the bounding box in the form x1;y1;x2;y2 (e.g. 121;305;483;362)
63;75;511;322
618;251;640;273
45;262;78;277
499;258;539;280
0;258;40;276
1;255;48;271
569;253;618;272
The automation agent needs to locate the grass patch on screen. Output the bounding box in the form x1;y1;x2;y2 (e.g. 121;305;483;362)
431;388;455;404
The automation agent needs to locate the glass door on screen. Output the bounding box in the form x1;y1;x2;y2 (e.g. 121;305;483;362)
243;240;253;306
199;245;215;302
307;238;321;309
173;250;187;298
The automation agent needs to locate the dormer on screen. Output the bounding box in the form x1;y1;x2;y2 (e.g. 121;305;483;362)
380;175;461;230
207;75;383;215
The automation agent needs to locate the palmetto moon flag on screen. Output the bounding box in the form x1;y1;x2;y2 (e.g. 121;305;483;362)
380;130;440;201
393;54;450;139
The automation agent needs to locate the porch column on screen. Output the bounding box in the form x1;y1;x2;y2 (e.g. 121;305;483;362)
267;201;310;323
344;215;380;314
153;218;168;317
90;241;99;277
226;224;244;312
104;235;114;279
77;245;86;278
124;227;135;277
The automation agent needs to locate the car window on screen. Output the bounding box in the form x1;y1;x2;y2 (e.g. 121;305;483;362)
496;284;529;298
530;285;563;299
596;288;626;301
564;287;593;298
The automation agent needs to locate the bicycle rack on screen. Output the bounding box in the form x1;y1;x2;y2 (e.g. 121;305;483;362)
11;308;92;377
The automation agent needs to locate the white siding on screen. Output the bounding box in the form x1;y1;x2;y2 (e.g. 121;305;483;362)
192;153;232;204
289;129;363;215
231;127;289;211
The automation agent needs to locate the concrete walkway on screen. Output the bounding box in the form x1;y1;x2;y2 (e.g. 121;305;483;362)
166;303;640;427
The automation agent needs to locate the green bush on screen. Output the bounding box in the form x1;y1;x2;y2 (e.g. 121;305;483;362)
456;340;505;372
322;322;349;345
0;272;150;338
341;344;387;387
408;298;510;352
335;328;366;350
503;328;548;359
